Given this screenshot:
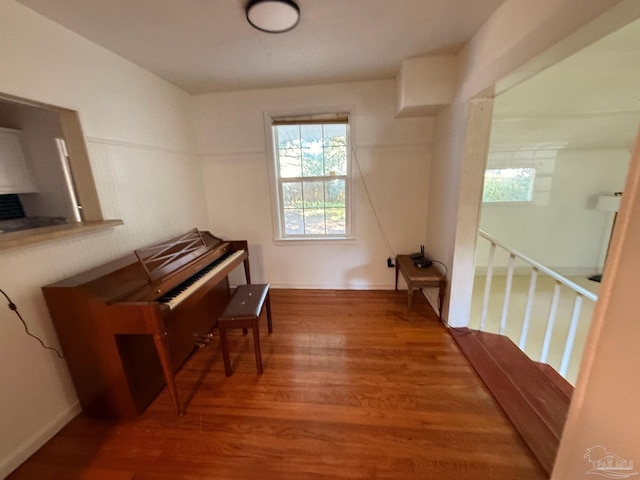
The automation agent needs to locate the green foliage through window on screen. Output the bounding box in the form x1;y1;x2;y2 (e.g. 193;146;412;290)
482;168;535;203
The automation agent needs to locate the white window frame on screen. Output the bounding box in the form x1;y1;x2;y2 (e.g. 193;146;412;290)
265;112;355;243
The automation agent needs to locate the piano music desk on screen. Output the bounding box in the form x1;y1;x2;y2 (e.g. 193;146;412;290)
395;255;446;320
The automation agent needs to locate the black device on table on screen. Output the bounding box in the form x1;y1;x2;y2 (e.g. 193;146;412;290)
410;245;432;268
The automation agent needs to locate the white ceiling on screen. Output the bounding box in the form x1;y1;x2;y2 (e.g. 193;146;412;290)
491;17;640;151
15;0;506;94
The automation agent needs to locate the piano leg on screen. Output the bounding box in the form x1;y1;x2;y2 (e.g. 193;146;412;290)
152;331;183;416
243;258;252;284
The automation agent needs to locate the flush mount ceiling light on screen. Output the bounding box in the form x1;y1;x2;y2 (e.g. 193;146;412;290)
246;0;300;34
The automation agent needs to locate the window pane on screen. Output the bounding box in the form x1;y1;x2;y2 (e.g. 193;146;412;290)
276;125;300;149
282;182;302;209
324;147;347;176
300;125;322;177
302;181;324;208
483;168;535;203
324;124;346;145
324;179;345;207
284;208;304;235
326;208;346;234
324;125;347;175
277;125;302;178
279;149;302;178
304;208;326;235
300;124;322;144
302;149;324;177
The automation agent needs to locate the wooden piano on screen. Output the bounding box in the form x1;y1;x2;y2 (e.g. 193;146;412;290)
42;229;250;418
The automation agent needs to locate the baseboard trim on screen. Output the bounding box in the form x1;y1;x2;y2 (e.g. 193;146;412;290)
1;402;81;479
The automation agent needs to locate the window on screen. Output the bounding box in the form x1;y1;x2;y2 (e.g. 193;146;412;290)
482;167;536;203
269;115;351;240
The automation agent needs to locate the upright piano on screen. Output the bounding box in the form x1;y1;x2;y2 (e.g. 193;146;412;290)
42;229;250;418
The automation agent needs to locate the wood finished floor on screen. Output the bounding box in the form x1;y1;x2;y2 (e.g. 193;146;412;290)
9;289;547;480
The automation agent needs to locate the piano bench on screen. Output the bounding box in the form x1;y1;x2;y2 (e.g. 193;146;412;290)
217;283;272;377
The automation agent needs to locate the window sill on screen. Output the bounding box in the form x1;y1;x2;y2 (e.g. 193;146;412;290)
0;219;124;252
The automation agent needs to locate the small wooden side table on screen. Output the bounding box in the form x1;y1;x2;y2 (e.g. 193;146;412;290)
395;255;446;320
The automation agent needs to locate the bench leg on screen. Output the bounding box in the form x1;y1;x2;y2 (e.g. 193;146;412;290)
218;324;233;377
407;288;414;313
252;320;263;375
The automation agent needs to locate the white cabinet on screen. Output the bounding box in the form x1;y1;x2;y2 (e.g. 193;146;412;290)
0;127;38;194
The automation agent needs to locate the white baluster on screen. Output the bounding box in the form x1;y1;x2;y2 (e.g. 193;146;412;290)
540;281;562;363
480;242;496;331
499;254;516;335
519;267;538;350
559;294;584;376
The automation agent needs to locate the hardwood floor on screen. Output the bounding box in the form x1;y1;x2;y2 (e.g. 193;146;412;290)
8;290;546;480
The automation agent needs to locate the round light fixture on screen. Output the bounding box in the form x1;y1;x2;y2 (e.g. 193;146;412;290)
246;0;300;34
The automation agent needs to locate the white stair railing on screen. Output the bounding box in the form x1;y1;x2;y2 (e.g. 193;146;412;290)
476;230;598;380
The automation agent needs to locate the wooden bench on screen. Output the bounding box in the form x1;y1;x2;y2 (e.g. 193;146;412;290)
217;283;272;376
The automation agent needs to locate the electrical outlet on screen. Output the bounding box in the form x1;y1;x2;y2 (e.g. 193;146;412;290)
387;257;395;268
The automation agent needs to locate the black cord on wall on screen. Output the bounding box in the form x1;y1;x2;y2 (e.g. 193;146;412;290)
0;288;64;358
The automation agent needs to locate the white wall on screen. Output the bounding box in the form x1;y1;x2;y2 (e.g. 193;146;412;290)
0;2;208;477
477;148;630;274
193;81;432;289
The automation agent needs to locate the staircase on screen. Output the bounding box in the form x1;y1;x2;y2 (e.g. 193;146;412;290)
450;328;573;476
